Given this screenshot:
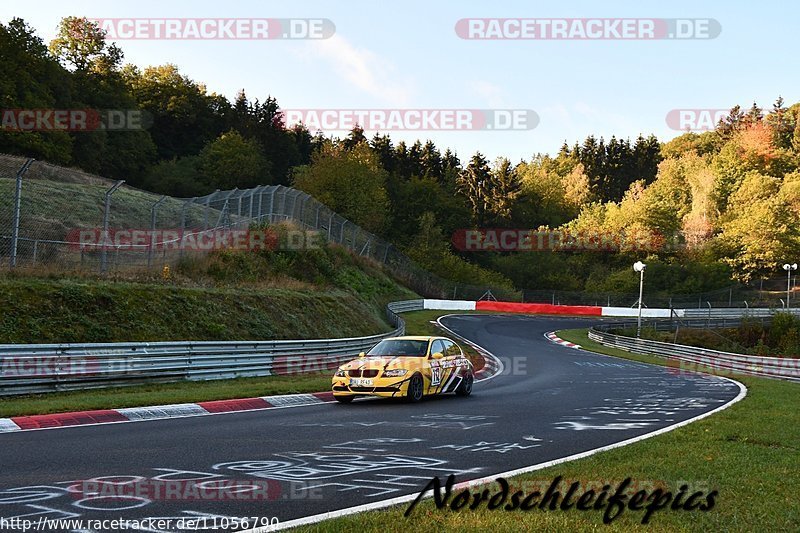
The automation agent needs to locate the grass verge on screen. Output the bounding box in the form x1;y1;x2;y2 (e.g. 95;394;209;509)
293;326;800;532
0;373;333;417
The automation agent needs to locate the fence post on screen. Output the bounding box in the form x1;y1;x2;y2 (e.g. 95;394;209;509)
179;198;194;261
268;187;277;223
148;196;167;268
9;158;34;268
248;187;258;220
100;180;125;273
204;190;219;230
257;187;266;221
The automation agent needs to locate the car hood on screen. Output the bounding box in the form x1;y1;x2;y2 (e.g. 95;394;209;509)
340;356;424;371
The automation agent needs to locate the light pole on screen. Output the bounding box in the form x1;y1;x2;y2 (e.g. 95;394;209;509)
634;261;646;338
783;263;797;309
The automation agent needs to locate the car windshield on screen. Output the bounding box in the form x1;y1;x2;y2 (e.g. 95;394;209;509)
367;339;429;357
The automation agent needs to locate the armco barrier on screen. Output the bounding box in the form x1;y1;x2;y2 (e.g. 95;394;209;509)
0;300;423;396
423;299;476;311
589;323;800;382
475;301;603;316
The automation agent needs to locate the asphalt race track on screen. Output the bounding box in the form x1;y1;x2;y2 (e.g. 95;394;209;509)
0;315;744;532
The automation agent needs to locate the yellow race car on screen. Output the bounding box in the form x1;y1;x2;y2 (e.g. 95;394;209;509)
331;336;474;403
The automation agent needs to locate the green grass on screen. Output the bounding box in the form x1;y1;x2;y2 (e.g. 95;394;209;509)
0;278;393;343
0;373;332;417
294;326;800;532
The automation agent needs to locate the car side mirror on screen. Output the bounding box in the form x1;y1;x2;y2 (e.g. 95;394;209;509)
431;352;444;359
358;352;366;358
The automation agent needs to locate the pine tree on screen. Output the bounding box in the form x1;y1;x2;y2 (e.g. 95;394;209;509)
456;152;493;225
486;157;521;225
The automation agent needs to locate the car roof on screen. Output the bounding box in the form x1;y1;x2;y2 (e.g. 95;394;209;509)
385;336;448;341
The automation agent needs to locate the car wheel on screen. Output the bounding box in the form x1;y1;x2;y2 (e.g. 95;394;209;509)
335;395;354;404
456;372;473;397
407;373;424;403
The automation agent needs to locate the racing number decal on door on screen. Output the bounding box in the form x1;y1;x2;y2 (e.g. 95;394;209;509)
431;365;442;386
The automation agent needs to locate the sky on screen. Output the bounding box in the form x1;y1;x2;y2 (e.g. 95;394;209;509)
4;0;799;162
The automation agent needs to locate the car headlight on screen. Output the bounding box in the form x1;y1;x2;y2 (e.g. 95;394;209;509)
383;369;407;377
335;369;347;377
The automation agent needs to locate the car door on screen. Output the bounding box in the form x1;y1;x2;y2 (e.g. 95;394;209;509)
439;339;462;392
427;339;445;393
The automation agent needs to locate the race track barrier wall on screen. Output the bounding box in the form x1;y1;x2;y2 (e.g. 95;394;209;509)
589;321;800;382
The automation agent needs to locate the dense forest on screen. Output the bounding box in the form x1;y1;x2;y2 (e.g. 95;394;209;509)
3;17;800;294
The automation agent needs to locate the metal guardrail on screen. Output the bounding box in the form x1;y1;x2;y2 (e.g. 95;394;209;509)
0;300;424;396
589;321;800;382
681;308;800;319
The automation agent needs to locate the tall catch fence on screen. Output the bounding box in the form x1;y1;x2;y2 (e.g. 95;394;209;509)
2;154;794;305
0;154;519;300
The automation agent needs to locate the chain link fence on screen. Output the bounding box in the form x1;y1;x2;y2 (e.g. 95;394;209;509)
2;153;794;306
0;154;521;300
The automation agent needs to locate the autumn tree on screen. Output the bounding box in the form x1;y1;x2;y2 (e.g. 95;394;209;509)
292;142;389;233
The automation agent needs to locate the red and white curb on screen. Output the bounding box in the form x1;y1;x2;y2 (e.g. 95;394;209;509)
0;392;335;433
545;331;582;349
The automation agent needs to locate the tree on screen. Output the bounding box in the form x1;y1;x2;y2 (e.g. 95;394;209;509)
198;130;271;190
0;18;73;163
292;142;389;233
49;16;122;73
486;157;521;225
142;156;210;197
125;64;228;159
717;172;798;281
370;134;396;173
713;122;795;211
343;125;366;151
420;140;443;181
561;163;593;214
457;152;493;225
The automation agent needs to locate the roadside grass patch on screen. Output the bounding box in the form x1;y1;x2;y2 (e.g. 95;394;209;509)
0;373;332;417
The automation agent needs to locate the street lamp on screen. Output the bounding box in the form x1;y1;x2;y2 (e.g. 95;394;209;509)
783;263;797;309
633;261;646;338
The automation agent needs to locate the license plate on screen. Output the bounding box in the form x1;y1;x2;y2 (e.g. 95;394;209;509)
350;378;373;387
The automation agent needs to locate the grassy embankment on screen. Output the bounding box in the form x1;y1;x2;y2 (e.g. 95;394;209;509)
0;239;418;416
